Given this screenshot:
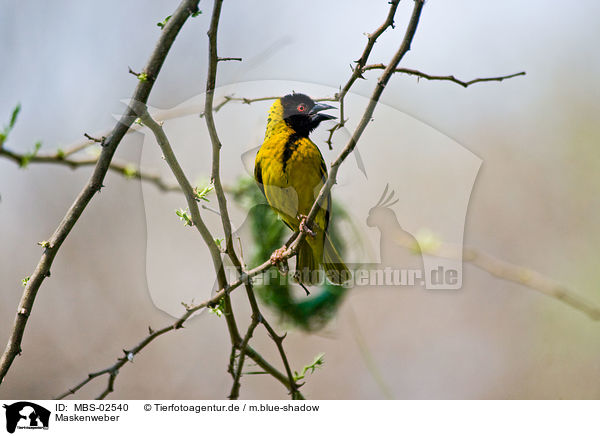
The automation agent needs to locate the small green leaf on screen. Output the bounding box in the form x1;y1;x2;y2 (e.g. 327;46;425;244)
176;208;193;226
37;240;50;248
1;103;22;145
137;72;148;82
22;276;30;287
157;15;172;29
9;104;21;130
214;238;224;250
56;148;65;159
293;353;325;381
194;182;214;202
192;10;202;17
209;298;225;317
19;141;42;168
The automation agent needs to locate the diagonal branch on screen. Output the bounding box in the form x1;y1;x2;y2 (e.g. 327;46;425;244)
293;0;426;257
0;0;202;386
338;0;402;127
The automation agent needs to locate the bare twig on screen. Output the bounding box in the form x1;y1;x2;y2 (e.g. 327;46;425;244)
210;95;337;115
229;314;259;399
203;0;243;363
338;0;402;127
362;64;526;88
128;66;141;77
83;133;105;143
0;147;181;192
0;0;202;386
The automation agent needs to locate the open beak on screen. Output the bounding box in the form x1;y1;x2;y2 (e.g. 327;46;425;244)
309;102;336;121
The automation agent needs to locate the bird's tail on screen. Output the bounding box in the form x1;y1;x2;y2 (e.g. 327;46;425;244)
296;240;320;285
296;233;351;286
322;233;351;285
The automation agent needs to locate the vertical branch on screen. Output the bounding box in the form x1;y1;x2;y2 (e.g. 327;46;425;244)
203;0;301;399
204;0;234;251
229;314;259;400
0;0;201;386
203;0;242;349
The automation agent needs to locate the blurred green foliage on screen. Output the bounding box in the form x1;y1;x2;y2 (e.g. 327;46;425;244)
233;177;350;330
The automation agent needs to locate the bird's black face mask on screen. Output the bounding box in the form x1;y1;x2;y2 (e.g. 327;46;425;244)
281;93;336;137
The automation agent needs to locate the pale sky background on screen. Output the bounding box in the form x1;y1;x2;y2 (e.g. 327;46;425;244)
1;1;600;399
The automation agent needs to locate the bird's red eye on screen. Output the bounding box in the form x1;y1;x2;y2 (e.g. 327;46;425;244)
297;103;307;112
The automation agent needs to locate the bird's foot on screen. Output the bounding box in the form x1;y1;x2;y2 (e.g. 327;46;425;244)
298;215;316;238
270;246;289;275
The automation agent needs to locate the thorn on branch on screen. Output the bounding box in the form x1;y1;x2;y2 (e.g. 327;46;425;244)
128;67;148;82
298;281;310;296
267;329;287;344
83;133;104;143
217;57;242;62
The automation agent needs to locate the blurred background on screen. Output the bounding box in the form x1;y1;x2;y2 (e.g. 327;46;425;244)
1;0;599;399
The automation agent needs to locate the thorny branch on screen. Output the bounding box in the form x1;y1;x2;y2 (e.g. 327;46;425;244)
362;64;526;88
0;145;181;192
0;0;202;386
6;0;593;402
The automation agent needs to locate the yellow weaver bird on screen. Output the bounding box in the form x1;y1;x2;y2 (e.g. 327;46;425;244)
254;93;349;285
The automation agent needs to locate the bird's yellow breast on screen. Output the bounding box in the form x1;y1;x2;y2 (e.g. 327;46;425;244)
255;98;329;233
256;131;325;224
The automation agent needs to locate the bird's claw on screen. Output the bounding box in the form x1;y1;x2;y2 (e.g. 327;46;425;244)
270;246;289;275
298;215;316;238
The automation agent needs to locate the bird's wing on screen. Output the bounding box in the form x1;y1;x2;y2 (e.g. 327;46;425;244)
315;145;332;234
254;157;266;197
